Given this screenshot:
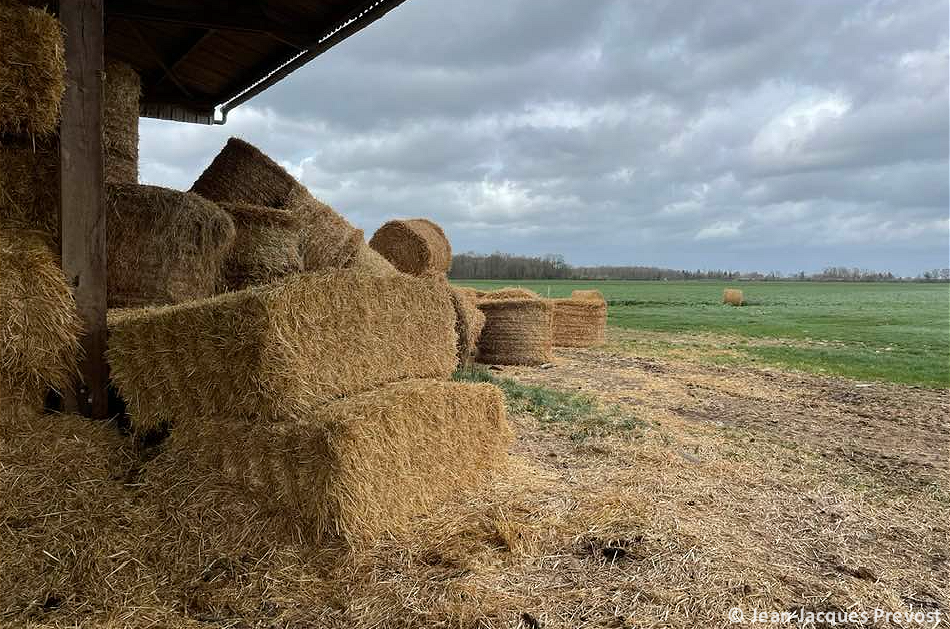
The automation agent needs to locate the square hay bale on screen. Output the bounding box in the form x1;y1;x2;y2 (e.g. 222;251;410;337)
481;287;540;300
551;298;607;348
106;183;236;307
476;298;553;366
107;270;458;433
104;58;141;184
571;289;606;304
0;229;81;413
191;137;363;271
450;285;486;367
219;203;303;290
0;3;65;136
150;379;511;546
0;136;60;239
369;218;452;276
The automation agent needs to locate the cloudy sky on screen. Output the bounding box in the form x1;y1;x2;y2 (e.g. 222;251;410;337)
140;0;949;275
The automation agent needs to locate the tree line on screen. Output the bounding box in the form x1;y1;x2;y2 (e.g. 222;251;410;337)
448;252;950;282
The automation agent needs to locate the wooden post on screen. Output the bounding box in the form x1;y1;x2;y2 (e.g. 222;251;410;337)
60;0;109;418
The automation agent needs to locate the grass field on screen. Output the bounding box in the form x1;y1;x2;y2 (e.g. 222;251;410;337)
454;280;950;387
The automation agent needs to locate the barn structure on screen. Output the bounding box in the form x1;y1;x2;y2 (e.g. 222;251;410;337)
50;0;408;417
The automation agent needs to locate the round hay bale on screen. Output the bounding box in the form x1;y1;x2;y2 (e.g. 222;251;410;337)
0;3;65;136
106;184;236;307
104;58;140;184
219;203;303;290
571;289;606;304
450;285;486;367
0;136;60;240
723;288;744;306
368;218;452;276
351;242;401;277
551;298;607;348
0;229;82;412
476;298;553;366
480;287;540;301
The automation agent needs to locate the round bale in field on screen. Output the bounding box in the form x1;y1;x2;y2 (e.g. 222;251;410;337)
476;298;553;366
369;218;451;277
723;288;744;306
551;298;607;347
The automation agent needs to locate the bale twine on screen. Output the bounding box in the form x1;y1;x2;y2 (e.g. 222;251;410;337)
107;269;458;434
218;203;303;290
481;287;540;300
0;3;65;137
350;242;401;277
0;136;60;239
550;298;607;348
723;288;744;306
191;137;362;271
476;298;553;366
0;229;82;413
152;379;511;546
106;184;236;308
103;58;140;184
450;285;486;367
369;218;452;276
571;289;606;304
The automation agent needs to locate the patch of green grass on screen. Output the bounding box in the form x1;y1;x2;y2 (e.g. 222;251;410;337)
453;366;642;440
455;279;950;387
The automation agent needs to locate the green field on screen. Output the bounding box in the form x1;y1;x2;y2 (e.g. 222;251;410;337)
454;280;950;387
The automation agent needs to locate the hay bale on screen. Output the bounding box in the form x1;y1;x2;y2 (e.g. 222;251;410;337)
450;285;486;367
103;58;140;184
107;269;458;434
0;136;59;239
369;218;452;276
723;288;744;306
550;298;607;348
351;241;401;277
106;184;236;307
0;229;81;413
191;137;362;271
571;289;606;303
219;203;303;290
152;379;511;546
0;3;65;136
476;298;553;366
480;287;540;301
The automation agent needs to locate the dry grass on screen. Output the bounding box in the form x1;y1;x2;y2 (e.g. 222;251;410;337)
477;298;553;366
368;218;452;276
106;184;236;307
723;288;744;306
0;229;81;412
219;203;302;290
103;58;140;184
0;136;59;239
0;3;64;136
550;298;607;348
481;287;541;300
571;289;606;303
107;269;458;434
451;285;486;367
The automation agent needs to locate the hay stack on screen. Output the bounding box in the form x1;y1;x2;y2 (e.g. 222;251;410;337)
191;137;363;271
481;287;540;300
219;203;303;290
103;58;140;183
351;242;401;277
155;379;511;545
106;184;236;307
0;3;65;136
0;229;82;412
108;270;458;433
369;218;452;276
476;298;553;366
450;285;486;367
571;289;606;303
0;136;59;238
723;288;744;306
550;298;607;347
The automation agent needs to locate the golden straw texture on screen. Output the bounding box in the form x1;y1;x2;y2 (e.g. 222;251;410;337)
476;298;553;366
103;58;140;183
0;136;60;239
550;298;607;347
480;287;540;300
723;288;744;306
351;241;401;276
219;203;303;290
571;289;606;303
369;218;452;276
450;285;486;367
107;270;458;433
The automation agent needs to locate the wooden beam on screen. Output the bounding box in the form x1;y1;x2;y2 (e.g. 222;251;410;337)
60;0;109;419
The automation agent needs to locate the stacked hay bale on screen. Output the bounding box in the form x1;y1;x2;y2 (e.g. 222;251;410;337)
476;297;553;366
723;288;744;306
481;287;540;300
369;218;452;277
550;298;607;347
572;289;606;303
450;285;486;367
103;58;141;183
218;203;302;290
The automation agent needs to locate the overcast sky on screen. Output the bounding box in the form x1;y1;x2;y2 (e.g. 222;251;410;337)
140;0;949;275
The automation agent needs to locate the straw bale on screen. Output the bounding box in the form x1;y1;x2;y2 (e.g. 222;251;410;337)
219;203;303;290
0;229;81;413
0;3;64;136
154;379;511;546
476;298;553;366
571;289;606;303
723;288;744;306
191;137;362;270
450;285;485;367
351;241;401;276
103;58;140;184
550;298;607;347
0;135;59;239
106;184;236;307
480;287;540;301
368;218;452;276
107;270;458;433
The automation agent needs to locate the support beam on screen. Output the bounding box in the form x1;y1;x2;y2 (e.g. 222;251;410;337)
60;0;109;418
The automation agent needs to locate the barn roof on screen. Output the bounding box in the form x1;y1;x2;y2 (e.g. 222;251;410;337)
103;0;408;124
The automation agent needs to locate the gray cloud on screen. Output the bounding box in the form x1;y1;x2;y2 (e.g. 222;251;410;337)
140;0;949;275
